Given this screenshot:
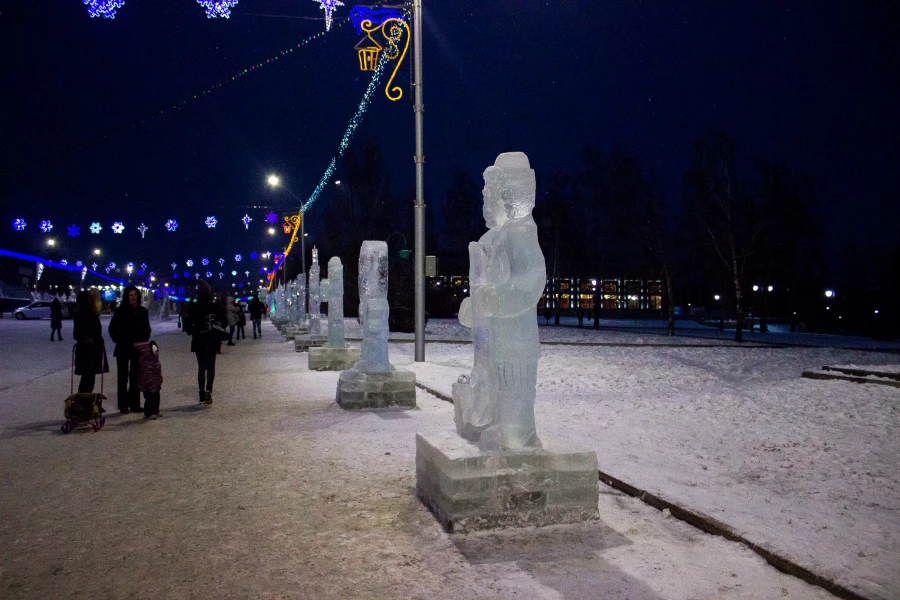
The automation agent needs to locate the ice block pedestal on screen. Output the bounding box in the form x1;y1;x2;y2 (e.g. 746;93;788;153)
336;369;416;408
416;431;599;533
309;346;360;371
294;335;326;352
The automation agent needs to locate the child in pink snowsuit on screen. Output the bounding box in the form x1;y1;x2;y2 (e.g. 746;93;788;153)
135;341;163;419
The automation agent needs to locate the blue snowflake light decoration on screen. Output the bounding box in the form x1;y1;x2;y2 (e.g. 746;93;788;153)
141;263;147;270
313;0;344;31
83;0;124;19
231;270;237;276
202;258;209;266
235;254;242;262
241;214;252;229
126;262;134;271
67;224;80;237
171;262;177;269
186;260;194;267
265;212;277;224
112;222;125;234
61;259;68;266
217;258;224;266
206;271;212;278
92;262;99;271
40;220;53;233
250;251;258;259
108;262;116;270
76;261;83;267
165;219;178;232
197;0;237;19
137;223;148;238
90;222;102;234
13;219;26;231
205;216;217;228
218;272;224;279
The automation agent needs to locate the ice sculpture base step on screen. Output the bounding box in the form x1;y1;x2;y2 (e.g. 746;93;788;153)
309;346;360;371
284;326;309;341
294;335;326;352
416;431;599;534
336;369;416;409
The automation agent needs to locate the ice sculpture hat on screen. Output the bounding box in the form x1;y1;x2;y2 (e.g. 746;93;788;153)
486;151;536;219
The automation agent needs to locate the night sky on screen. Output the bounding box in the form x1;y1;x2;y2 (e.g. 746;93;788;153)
1;1;897;280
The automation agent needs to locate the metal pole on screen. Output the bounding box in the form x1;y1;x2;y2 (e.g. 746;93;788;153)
300;210;306;313
413;0;426;362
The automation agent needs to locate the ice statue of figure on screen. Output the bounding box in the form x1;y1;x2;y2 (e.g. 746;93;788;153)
308;247;322;336
455;167;508;440
357;241;389;373
463;152;546;452
327;257;346;348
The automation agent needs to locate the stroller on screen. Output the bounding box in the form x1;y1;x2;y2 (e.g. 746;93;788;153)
61;344;107;433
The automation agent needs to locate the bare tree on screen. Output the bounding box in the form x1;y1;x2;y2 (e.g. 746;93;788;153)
683;132;760;342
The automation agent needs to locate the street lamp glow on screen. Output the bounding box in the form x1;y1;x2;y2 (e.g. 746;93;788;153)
767;285;774;292
47;239;56;246
825;290;834;298
267;174;280;187
268;227;276;235
93;248;101;255
752;285;759;292
714;294;720;301
334;180;341;185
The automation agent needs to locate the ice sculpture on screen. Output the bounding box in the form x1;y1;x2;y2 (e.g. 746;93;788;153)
357;241;389;373
336;240;415;407
327;257;345;348
308;247;322;336
455;152;546;452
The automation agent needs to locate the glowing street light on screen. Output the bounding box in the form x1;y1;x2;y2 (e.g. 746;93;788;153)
752;285;759;292
268;227;276;235
93;248;101;255
47;239;56;246
825;290;834;298
767;285;774;292
267;174;280;187
714;294;720;301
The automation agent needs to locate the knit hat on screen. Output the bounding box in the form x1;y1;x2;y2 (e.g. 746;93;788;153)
196;280;212;294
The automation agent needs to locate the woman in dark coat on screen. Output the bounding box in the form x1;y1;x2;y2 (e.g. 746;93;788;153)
183;280;227;405
108;285;151;413
73;290;107;392
50;297;64;341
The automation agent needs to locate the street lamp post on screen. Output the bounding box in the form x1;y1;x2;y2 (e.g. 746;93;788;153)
412;0;426;362
267;174;306;310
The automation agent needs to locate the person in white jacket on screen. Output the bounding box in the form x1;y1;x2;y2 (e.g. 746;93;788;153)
225;296;240;346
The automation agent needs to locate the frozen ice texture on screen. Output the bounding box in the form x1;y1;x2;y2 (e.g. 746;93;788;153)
308;247;322;336
455;152;546;452
327;257;345;348
357;241;390;373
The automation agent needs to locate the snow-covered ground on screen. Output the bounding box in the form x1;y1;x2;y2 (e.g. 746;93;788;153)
0;316;896;599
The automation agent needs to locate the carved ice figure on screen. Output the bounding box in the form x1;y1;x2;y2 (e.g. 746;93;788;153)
308;247;322;336
357;241;389;373
327;257;346;348
457;152;546;452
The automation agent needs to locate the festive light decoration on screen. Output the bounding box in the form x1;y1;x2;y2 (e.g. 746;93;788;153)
186;260;194;267
90;222;102;234
137;223;148;238
92;262;99;271
202;258;209;266
282;221;292;234
83;0;124;19
265;212;277;224
171;262;177;269
250;251;258;259
76;261;83;267
235;254;242;262
40;220;53;233
141;263;147;270
165;219;178;232
218;272;224;279
352;12;409;101
60;259;68;266
245;271;250;277
13;219;26;231
36;263;44;282
197;0;237;19
241;214;252;229
67;225;80;237
314;0;344;31
205;216;217;228
108;262;116;270
112;222;125;234
126;262;134;271
231;270;237;276
206;271;212;278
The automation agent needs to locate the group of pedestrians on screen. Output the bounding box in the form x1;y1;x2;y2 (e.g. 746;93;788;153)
69;281;268;419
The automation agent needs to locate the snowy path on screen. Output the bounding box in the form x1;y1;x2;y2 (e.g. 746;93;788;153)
0;317;881;598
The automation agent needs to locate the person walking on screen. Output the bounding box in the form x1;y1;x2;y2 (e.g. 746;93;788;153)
183;280;227;405
108;286;151;414
236;302;246;340
72;290;108;393
225;295;240;346
50;297;64;341
248;295;265;339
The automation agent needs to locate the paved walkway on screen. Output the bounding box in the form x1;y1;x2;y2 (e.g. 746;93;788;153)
0;318;836;599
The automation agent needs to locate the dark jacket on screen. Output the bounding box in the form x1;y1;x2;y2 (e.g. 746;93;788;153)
50;299;64;329
135;341;163;393
183;293;228;353
73;309;107;375
108;287;152;358
248;298;265;320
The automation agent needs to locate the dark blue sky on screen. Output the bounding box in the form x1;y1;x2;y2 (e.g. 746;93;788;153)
1;1;897;276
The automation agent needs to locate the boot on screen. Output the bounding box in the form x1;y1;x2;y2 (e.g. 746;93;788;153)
204;390;213;405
